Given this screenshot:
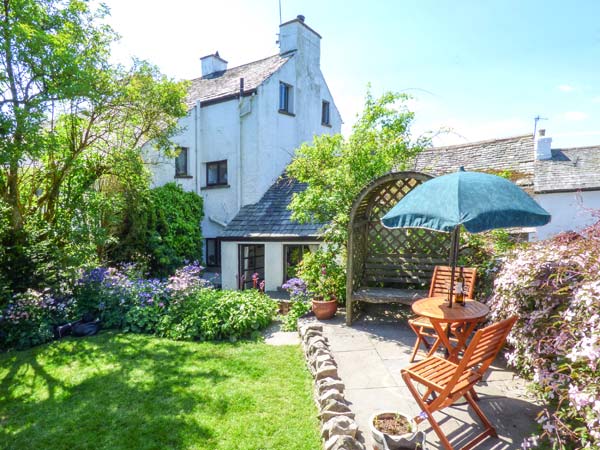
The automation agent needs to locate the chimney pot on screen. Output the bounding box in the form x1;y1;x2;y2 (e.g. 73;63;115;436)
538;129;546;137
297;14;305;22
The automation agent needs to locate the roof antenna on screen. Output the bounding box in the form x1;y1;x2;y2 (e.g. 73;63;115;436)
533;115;548;138
278;0;282;24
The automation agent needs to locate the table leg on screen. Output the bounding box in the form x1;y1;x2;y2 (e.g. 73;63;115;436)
429;320;461;362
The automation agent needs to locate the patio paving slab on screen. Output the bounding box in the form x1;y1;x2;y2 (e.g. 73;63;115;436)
309;304;541;450
335;349;397;389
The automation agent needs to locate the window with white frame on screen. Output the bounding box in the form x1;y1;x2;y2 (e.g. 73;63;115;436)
206;160;227;186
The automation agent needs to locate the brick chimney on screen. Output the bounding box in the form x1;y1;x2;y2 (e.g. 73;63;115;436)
201;52;227;77
278;15;321;68
534;129;552;160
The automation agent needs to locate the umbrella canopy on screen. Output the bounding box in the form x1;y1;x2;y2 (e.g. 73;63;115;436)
381;168;551;233
381;168;551;307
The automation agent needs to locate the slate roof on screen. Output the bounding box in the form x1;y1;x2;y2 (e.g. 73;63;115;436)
185;53;293;108
412;134;600;193
219;176;324;240
535;146;600;193
412;134;535;189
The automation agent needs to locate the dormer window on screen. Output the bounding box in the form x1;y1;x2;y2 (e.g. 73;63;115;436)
321;101;331;126
279;82;294;115
175;147;189;177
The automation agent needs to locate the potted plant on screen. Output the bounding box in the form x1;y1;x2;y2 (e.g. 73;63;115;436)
296;250;344;320
369;411;425;450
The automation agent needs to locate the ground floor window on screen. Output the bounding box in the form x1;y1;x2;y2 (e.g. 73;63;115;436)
283;244;313;282
205;238;220;267
238;244;264;289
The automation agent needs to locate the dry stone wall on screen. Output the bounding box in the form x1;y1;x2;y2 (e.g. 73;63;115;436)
299;321;366;450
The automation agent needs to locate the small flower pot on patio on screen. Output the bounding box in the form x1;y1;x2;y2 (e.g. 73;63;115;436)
311;296;337;320
370;411;424;450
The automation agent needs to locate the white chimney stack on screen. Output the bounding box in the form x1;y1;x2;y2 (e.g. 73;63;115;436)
534;129;552;160
201;52;227;77
278;15;321;68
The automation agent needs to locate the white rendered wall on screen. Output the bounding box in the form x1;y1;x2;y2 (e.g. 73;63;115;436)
197;100;243;240
148;112;196;194
221;242;238;289
535;191;600;240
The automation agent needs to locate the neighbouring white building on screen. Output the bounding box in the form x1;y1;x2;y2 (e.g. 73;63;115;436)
413;129;600;240
149;16;341;290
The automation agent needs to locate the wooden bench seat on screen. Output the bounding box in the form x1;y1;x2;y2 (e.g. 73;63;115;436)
352;287;428;305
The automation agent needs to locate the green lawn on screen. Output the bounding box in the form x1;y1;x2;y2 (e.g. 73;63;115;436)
0;332;321;450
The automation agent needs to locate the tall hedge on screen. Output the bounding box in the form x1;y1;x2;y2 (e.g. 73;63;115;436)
113;183;204;276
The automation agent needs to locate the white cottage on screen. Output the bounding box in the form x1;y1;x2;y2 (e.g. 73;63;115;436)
149;16;341;288
413;130;600;240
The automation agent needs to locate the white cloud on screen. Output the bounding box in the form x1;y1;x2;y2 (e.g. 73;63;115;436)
564;111;589;121
558;84;575;92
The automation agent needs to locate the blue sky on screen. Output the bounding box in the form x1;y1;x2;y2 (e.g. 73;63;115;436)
102;0;600;148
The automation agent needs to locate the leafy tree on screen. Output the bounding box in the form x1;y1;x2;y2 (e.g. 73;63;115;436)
287;90;429;250
0;0;189;290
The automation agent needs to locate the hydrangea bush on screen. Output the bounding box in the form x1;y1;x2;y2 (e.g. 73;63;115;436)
488;224;600;449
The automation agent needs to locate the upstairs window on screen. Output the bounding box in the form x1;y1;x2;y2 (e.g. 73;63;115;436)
175;147;189;177
206;160;228;186
279;82;294;114
321;100;331;126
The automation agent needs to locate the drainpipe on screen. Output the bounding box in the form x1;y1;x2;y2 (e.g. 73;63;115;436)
195;100;201;194
238;78;244;211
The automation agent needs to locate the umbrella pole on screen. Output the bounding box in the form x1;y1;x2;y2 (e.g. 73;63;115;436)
448;227;460;308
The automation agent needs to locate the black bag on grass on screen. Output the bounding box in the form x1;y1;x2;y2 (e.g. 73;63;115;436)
72;320;101;337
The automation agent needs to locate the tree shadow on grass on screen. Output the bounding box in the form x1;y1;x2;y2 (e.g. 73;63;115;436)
0;332;251;450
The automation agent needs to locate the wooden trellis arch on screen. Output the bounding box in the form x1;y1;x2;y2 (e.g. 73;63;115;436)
346;171;452;324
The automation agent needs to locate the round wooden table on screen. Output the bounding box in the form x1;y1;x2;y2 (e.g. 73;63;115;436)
412;297;490;361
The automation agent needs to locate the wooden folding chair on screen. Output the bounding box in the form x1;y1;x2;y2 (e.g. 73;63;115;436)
408;266;477;362
401;316;518;450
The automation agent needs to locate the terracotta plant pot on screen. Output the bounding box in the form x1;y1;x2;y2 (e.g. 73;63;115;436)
311;297;337;320
369;411;424;450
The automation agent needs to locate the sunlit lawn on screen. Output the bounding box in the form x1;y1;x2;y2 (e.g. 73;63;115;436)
0;332;320;450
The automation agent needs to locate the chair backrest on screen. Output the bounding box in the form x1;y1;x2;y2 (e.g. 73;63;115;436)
428;265;477;299
459;316;518;374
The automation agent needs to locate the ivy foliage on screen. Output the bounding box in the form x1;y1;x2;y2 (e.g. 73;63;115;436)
111;183;204;276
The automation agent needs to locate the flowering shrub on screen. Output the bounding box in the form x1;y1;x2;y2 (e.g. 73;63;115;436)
296;250;345;301
281;278;312;331
0;290;73;349
488;224;600;449
74;267;130;327
1;260;277;350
